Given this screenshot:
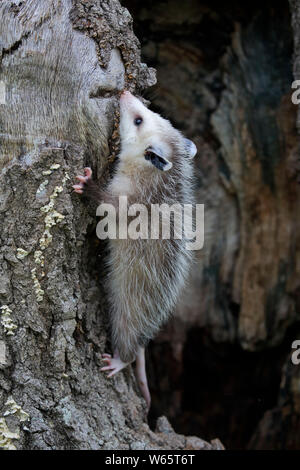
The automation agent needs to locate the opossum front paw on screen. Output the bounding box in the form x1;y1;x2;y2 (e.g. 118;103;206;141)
73;167;92;194
100;353;128;378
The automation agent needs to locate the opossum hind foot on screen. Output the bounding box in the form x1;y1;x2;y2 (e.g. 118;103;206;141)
100;352;129;378
73;167;92;194
100;348;151;412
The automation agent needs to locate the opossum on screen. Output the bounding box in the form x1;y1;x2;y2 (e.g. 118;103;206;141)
73;90;197;409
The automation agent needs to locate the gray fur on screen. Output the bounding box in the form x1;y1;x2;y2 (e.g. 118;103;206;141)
104;110;196;363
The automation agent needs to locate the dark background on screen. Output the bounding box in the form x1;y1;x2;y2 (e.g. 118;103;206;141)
122;0;300;449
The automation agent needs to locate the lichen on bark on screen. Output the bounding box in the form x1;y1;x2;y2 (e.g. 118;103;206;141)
0;0;219;450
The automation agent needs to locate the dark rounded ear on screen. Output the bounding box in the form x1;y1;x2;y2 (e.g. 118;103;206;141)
144;146;173;171
184;139;197;158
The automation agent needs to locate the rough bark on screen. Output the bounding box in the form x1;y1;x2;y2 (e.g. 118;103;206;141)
0;0;220;450
245;0;300;449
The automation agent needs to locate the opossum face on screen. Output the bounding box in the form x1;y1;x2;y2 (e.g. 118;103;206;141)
119;91;196;172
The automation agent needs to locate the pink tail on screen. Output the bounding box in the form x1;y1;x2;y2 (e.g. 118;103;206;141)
135;347;151;412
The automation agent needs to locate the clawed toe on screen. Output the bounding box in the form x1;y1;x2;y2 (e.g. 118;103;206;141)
100;352;128;377
84;167;92;178
76;175;87;183
72;184;83;193
73;168;92;195
100;365;113;371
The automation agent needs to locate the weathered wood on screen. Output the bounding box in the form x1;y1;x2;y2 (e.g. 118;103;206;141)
0;0;217;450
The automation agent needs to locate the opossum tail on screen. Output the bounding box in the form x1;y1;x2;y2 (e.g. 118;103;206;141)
135;347;151;411
111;311;151;409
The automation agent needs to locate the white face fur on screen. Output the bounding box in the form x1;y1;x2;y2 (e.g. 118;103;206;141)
119;91;197;172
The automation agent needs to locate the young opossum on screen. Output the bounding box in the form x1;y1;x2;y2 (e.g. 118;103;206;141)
73;90;197;409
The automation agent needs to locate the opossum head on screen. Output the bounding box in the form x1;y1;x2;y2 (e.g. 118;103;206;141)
119;91;197;172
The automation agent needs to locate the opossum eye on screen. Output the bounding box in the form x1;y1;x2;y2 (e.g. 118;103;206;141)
134;117;143;126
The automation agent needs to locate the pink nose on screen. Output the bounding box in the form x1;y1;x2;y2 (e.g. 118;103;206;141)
120;90;132;100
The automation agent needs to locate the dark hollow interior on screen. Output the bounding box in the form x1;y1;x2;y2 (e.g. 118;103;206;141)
121;0;297;449
148;326;300;449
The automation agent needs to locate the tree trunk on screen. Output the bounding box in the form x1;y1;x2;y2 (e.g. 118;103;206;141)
0;0;222;450
246;0;300;449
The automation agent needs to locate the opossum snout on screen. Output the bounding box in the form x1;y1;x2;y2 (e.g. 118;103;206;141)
120;90;140;116
120;90;133;101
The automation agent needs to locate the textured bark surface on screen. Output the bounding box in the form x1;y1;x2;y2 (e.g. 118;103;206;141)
246;0;300;450
122;0;300;449
0;0;221;450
